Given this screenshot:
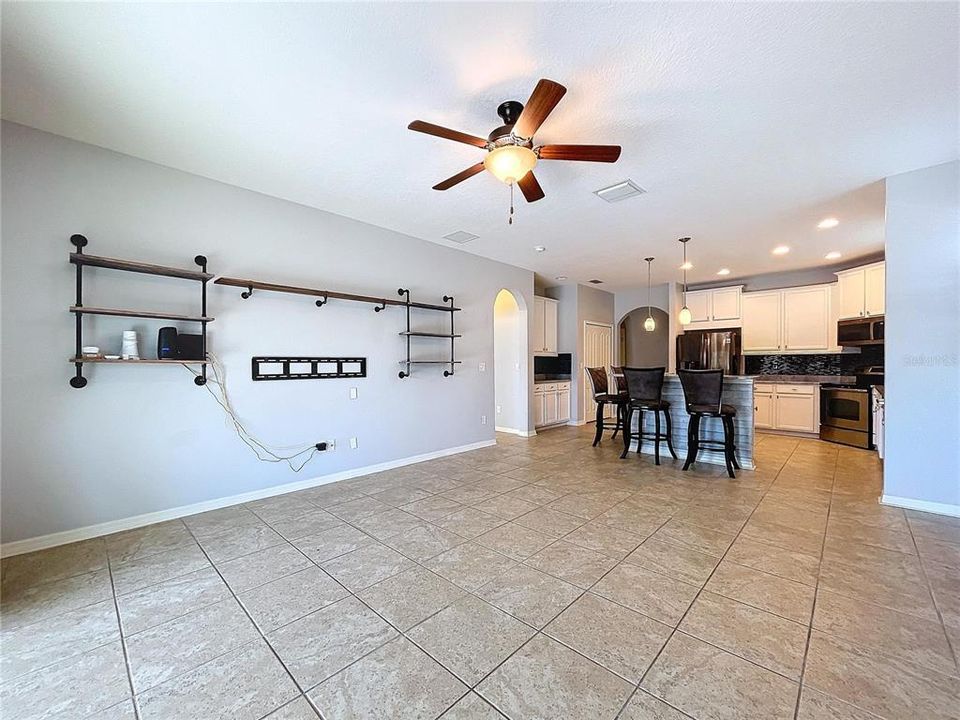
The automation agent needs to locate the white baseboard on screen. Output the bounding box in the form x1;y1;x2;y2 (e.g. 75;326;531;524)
495;426;537;438
880;494;960;518
0;439;497;558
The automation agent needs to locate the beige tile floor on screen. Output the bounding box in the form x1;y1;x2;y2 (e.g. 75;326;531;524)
2;427;959;720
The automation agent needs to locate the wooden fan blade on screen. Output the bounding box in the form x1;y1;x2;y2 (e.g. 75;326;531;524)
538;144;622;162
408;120;488;148
518;172;545;203
433;162;486;190
513;79;567;139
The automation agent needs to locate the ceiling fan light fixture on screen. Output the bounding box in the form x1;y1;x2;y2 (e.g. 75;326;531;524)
483;145;537;185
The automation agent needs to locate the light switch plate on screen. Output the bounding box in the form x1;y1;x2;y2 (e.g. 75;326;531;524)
349;388;358;399
479;362;486;372
349;437;358;449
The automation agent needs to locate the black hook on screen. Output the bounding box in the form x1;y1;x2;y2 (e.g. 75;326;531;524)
443;295;453;303
374;300;387;312
315;294;328;308
241;285;254;299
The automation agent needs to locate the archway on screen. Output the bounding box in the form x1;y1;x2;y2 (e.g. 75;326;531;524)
618;307;670;368
493;289;528;434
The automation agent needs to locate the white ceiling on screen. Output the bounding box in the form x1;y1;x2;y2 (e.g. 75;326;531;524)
2;2;957;289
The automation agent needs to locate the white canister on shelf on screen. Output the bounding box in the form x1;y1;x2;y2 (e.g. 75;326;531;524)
121;331;140;360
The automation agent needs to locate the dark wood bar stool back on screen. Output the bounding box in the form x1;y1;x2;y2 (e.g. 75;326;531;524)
585;366;628;447
677;369;740;478
620;367;678;465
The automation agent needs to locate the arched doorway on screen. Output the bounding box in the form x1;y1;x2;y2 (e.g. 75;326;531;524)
618;307;670;367
493;289;528;434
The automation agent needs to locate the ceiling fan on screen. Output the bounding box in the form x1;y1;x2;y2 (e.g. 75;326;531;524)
408;78;621;208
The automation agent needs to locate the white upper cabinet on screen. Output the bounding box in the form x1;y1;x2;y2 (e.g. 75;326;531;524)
532;296;559;355
711;287;742;321
685;286;742;328
743;283;834;354
742;291;782;352
782;286;831;351
836;261;885;319
864;264;885;316
685;290;713;324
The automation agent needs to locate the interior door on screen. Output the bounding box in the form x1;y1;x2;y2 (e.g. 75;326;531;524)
583;322;614;423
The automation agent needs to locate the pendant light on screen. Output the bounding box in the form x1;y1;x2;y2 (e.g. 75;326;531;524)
643;257;656;332
678;237;692;326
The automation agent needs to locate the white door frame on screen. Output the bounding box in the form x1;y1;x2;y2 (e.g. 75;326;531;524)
582;321;614;424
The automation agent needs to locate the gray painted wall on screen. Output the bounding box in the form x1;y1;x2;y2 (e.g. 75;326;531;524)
620;308;670;368
0;122;535;544
883;160;960;511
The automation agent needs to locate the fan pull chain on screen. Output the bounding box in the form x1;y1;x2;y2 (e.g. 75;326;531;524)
509;182;514;225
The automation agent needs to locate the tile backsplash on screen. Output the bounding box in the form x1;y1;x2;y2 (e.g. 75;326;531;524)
744;346;883;375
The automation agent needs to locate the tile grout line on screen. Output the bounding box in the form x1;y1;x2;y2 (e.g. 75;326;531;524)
792;443;840;720
618;436;807;719
105;543;144;720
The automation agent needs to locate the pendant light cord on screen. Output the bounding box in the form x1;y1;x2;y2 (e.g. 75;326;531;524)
509;182;514;225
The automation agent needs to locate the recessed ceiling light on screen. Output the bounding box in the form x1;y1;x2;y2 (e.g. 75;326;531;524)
555;275;568;281
534;245;546;253
818;218;840;229
717;268;731;276
679;262;693;271
824;251;842;260
772;246;790;255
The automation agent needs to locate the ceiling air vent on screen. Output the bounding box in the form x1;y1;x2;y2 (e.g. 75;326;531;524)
594;180;646;203
588;279;604;284
443;230;479;244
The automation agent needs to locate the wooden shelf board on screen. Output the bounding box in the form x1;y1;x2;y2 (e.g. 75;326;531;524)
69;357;208;365
399;332;462;338
70;253;212;281
215;276;460;312
70;306;213;322
399;361;463;365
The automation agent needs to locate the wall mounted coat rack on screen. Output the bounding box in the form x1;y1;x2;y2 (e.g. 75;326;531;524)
214;275;460;379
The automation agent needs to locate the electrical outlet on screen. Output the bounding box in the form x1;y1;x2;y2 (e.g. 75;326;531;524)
496;404;502;414
481;415;487;425
349;388;358;400
315;442;328;451
349;437;358;449
479;362;486;372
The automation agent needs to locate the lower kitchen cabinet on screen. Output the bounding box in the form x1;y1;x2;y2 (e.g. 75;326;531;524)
755;382;818;434
534;382;571;428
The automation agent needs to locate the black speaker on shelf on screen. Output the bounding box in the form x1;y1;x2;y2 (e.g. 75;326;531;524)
157;327;178;360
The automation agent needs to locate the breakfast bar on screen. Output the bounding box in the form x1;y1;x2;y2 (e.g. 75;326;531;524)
625;374;756;470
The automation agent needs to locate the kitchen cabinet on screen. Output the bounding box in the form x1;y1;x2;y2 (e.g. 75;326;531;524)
534;381;570;428
532;296;559;355
743;283;834;354
836;261;885;319
754;382;818;434
754;384;775;429
782;286;831;351
742;291;782;352
685;286;743;328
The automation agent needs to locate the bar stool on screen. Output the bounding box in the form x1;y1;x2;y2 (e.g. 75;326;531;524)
620;367;677;465
678;369;740;478
585;366;629;447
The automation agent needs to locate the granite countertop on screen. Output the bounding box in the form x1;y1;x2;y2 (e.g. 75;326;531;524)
748;374;856;384
534;376;571;385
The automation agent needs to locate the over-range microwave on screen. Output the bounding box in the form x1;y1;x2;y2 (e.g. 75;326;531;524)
837;316;884;346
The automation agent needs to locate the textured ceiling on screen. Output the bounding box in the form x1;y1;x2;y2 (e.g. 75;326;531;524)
2;2;957;289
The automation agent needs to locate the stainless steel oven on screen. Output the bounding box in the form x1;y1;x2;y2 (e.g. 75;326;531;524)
820;384;871;448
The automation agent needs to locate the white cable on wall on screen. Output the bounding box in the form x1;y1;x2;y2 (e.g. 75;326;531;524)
185;353;320;472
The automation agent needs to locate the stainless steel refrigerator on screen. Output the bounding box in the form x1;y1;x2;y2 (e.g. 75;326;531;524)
676;329;742;374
